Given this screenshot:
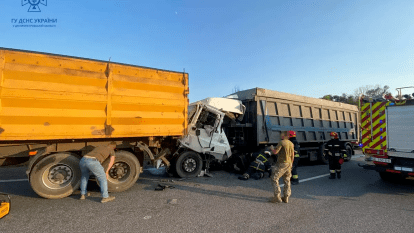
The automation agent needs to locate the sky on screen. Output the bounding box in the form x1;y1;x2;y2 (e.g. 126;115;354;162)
1;0;413;102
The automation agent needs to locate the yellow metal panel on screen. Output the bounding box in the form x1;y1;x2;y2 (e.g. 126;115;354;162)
112;88;184;100
3;79;107;95
111;64;183;83
0;49;188;141
114;80;184;94
2;98;106;110
0;125;184;139
0;51;5;127
111;110;183;119
113;74;184;88
1;107;105;118
3;68;106;87
0;88;107;103
1;116;106;125
5;50;107;73
111;95;184;107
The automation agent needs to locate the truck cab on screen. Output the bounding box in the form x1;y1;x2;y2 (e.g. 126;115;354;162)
171;98;245;177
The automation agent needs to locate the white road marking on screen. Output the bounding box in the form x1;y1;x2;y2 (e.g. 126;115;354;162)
279;174;330;187
0;173;331;184
0;178;28;183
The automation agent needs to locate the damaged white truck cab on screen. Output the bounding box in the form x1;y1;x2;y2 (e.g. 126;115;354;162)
171;97;245;177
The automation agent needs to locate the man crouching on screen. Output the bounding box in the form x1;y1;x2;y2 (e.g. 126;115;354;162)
79;142;117;203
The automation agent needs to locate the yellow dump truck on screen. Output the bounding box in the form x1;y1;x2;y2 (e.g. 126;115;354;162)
0;48;189;198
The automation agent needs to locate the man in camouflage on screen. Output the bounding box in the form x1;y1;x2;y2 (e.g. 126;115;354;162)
269;131;295;203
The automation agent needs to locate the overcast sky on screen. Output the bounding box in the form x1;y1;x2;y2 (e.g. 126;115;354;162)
1;0;413;102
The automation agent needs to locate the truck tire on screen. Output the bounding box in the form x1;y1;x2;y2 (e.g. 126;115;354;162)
318;143;329;164
30;153;81;199
344;144;353;162
175;151;203;178
101;150;140;193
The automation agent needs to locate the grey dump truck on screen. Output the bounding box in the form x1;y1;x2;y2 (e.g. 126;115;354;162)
223;88;359;165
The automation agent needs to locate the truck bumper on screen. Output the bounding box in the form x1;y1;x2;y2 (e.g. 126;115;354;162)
359;163;414;177
358;163;387;172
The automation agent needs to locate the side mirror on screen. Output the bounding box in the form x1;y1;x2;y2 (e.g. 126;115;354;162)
196;129;200;136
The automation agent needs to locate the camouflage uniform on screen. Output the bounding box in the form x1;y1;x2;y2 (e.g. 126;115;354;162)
270;139;294;203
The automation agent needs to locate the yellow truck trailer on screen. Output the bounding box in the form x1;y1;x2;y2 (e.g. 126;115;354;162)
0;48;189;198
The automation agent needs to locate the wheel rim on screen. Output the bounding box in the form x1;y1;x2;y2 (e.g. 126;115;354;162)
346;146;352;160
108;162;131;183
42;164;74;189
183;158;197;173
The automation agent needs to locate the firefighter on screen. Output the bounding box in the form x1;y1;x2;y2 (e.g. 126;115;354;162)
288;130;300;185
325;132;346;179
238;150;272;180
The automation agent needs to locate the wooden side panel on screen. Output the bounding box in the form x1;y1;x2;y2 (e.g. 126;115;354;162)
0;49;188;141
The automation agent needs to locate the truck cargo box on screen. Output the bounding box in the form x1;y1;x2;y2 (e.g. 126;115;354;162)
0;48;189;141
233;88;359;147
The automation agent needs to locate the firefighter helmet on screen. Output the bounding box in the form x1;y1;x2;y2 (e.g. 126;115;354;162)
288;130;296;138
330;132;338;139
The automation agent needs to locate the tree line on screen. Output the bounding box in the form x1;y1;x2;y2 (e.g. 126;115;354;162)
321;85;391;106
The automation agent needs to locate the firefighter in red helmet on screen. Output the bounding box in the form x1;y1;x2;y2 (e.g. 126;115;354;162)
325;132;347;179
288;130;300;185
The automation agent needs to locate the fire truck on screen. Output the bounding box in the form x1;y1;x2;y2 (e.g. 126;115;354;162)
359;92;414;181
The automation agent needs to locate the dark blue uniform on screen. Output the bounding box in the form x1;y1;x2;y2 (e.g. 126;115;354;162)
289;137;300;184
238;152;271;180
325;139;346;179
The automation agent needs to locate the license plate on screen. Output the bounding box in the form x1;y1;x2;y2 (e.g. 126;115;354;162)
373;157;391;163
394;166;414;172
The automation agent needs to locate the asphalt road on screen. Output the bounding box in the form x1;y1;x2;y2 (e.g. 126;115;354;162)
1;151;414;233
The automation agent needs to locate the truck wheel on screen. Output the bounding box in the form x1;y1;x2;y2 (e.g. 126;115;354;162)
318;144;329;164
30;153;81;199
175;151;203;178
101;151;141;193
344;144;353;162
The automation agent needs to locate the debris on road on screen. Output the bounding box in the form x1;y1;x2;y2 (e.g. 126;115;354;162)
155;184;175;191
168;199;178;205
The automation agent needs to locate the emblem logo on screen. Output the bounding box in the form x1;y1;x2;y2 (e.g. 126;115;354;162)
22;0;47;12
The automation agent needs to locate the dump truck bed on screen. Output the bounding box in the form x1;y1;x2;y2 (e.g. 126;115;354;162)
0;48;189;141
234;88;359;145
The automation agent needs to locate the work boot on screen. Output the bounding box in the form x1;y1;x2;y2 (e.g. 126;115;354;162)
329;173;336;179
337;171;341;179
79;193;89;200
282;196;289;203
101;196;115;203
252;173;262;180
269;197;282;203
291;179;299;185
238;174;249;180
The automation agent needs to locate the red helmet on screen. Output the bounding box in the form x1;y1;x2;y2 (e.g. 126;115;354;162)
330;132;338;139
288;130;296;138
